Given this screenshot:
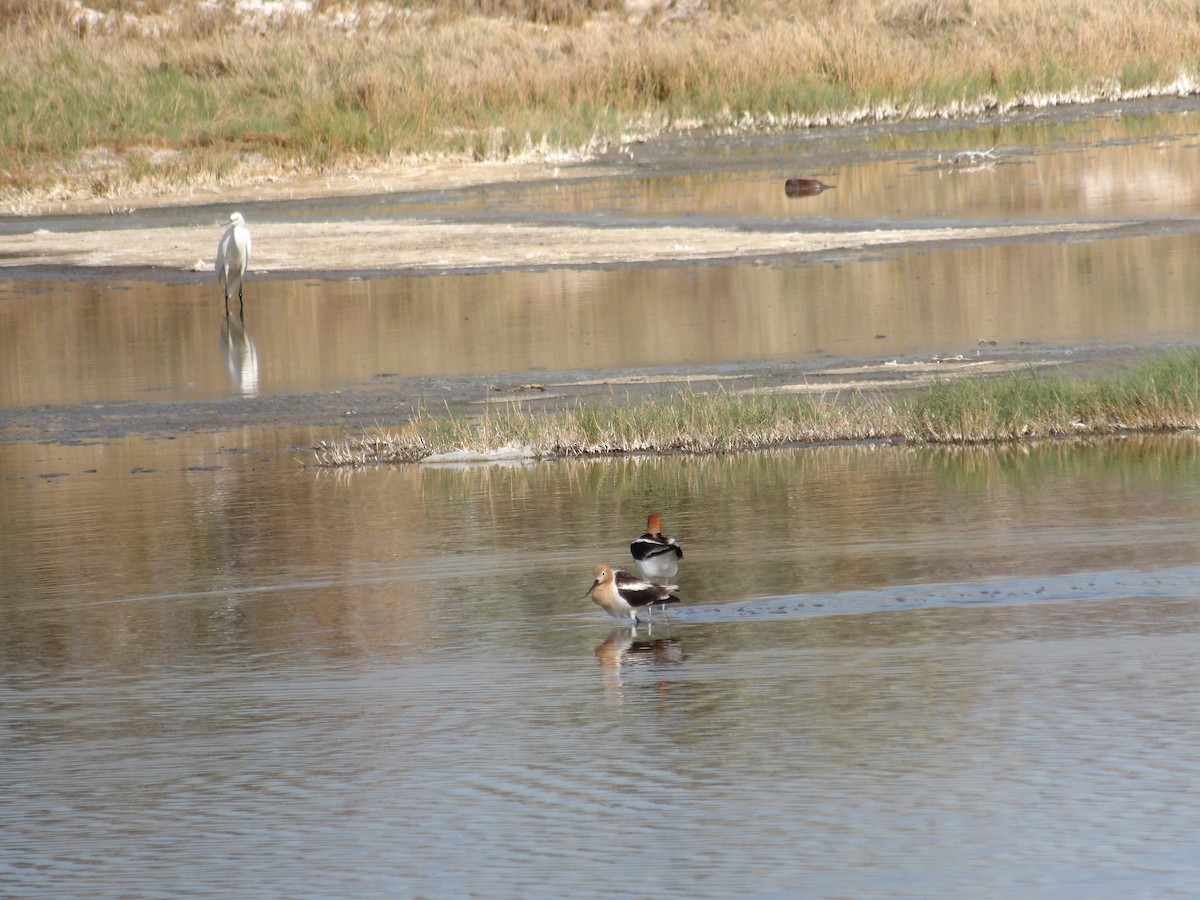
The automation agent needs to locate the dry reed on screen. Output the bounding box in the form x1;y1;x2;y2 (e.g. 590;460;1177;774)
4;0;1200;201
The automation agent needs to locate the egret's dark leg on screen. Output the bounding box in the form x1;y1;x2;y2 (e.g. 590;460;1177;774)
238;286;244;321
224;291;230;317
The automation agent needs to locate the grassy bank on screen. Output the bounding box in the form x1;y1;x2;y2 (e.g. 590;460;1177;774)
313;350;1200;465
3;0;1199;203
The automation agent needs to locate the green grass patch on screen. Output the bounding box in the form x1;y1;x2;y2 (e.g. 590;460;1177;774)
908;354;1200;441
313;351;1200;466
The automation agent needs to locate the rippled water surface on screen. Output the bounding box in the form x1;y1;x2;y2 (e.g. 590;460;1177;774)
4;102;1200;897
5;438;1200;897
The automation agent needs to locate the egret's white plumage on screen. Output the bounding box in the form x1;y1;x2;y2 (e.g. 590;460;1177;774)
216;212;251;319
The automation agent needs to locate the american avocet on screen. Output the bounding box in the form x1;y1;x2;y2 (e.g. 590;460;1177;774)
585;564;680;626
216;212;252;320
630;512;683;583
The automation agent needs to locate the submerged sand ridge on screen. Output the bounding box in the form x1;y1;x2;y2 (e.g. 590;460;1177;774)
5;218;1122;274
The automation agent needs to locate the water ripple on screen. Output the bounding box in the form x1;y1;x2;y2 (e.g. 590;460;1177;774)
676;564;1200;623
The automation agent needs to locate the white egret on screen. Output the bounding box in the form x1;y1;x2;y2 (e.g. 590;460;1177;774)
216;211;252;319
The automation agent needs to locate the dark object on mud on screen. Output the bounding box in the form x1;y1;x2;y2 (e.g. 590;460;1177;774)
784;177;833;197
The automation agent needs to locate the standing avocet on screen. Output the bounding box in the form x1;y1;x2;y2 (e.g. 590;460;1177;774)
630;512;683;583
585;563;679;626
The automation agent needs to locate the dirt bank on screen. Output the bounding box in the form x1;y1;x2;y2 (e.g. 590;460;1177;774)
5;157;584;218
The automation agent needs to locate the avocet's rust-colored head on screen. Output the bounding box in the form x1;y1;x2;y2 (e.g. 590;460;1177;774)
585;563;614;597
646;512;663;534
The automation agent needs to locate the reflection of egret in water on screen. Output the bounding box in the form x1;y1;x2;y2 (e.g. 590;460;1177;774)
594;627;684;697
220;314;260;398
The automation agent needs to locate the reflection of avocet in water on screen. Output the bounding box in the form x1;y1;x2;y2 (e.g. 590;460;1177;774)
221;314;259;398
594;627;684;695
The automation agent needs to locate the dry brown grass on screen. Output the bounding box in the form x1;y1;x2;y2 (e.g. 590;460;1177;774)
3;0;1199;203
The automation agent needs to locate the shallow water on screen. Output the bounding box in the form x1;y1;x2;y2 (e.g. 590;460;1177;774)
4;100;1200;896
5;102;1200;411
2;225;1199;411
4;438;1200;897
